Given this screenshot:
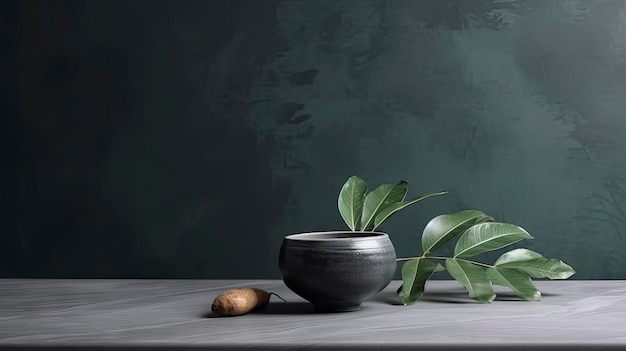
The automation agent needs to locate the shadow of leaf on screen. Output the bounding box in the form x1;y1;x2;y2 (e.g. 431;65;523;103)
371;286;566;305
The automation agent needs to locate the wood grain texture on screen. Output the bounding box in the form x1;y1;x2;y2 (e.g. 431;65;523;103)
0;279;625;350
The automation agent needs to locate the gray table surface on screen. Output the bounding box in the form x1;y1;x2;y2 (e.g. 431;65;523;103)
0;279;624;350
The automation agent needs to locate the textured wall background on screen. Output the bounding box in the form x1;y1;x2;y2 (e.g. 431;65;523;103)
1;0;625;279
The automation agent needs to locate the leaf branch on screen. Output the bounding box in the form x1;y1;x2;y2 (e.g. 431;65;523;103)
395;210;575;305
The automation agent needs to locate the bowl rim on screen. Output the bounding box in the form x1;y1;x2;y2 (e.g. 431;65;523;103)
284;231;389;241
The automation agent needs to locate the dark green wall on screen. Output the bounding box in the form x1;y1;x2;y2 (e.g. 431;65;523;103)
2;0;625;279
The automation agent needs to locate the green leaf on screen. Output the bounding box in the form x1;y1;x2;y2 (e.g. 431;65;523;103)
421;210;494;255
361;181;408;231
434;263;446;272
494;248;543;265
495;248;576;279
372;191;448;231
398;258;438;305
454;222;534;258
446;258;496;303
337;176;368;231
486;267;541;301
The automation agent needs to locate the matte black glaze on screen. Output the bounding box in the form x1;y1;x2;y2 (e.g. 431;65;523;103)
279;231;396;312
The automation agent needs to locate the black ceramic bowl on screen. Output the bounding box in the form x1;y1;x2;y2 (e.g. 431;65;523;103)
278;231;397;312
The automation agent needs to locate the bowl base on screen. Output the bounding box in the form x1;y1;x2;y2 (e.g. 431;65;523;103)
314;303;361;313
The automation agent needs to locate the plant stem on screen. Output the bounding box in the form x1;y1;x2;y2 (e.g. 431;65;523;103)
396;257;420;261
396;255;494;268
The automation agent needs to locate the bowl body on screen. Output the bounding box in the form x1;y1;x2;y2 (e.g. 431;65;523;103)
278;231;397;312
